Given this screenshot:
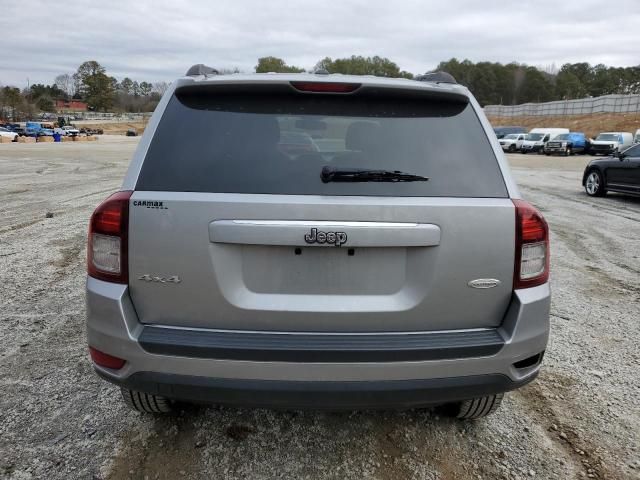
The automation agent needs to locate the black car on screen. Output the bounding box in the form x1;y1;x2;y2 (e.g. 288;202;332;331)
582;144;640;197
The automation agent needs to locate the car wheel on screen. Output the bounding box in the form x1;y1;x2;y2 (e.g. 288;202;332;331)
585;170;605;197
545;152;550;156
565;147;572;156
445;393;504;420
120;387;173;413
521;150;527;155
508;144;516;153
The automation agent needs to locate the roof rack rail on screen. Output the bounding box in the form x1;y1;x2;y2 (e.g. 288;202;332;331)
185;64;219;77
416;71;457;84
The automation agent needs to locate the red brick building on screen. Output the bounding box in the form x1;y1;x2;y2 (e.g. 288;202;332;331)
55;99;88;112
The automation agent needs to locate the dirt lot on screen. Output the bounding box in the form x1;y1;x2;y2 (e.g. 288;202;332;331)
1;137;639;480
74;121;148;136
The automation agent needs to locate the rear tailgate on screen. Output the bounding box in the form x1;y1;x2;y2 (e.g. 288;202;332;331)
127;81;514;333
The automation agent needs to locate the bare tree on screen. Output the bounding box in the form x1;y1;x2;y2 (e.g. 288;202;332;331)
54;74;73;97
218;67;242;75
152;81;170;96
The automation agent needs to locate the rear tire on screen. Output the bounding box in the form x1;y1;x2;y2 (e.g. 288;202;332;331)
508;144;516;153
445;393;504;420
120;387;173;413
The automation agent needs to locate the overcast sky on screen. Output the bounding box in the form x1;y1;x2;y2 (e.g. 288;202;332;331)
1;0;639;87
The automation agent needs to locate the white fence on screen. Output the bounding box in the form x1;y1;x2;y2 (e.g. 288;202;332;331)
55;112;153;121
484;94;640;117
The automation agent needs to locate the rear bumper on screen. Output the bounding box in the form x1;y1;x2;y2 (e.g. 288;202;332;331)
97;369;536;409
86;278;550;408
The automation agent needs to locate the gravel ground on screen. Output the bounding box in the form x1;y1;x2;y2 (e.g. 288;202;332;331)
1;137;639;480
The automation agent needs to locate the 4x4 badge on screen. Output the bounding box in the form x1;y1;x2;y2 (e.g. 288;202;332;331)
304;228;347;247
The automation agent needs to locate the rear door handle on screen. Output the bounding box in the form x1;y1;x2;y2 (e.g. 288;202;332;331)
209;220;441;247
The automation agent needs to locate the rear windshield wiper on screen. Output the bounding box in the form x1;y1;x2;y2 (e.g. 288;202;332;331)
321;166;429;183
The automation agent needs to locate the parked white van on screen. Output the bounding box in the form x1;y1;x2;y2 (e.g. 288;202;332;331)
590;132;634;155
520;128;569;154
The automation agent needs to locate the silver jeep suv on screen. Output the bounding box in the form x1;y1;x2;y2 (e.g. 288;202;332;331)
86;66;550;419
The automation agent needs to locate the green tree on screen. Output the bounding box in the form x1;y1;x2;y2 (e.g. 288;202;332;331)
28;84;64;112
468;62;499;106
1;86;23;120
317;55;413;78
74;61;115;111
139;81;153;96
590;64;618;97
255;57;304;73
119;77;134;95
518;67;555;103
555;70;587;99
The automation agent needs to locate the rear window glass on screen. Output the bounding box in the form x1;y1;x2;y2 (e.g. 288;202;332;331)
136;88;507;197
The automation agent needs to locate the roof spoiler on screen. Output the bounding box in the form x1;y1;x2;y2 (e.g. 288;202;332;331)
185;64;219;77
416;71;458;84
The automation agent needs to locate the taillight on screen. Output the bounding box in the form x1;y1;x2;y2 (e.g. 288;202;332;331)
513;199;549;289
89;346;126;369
290;81;361;93
87;191;132;283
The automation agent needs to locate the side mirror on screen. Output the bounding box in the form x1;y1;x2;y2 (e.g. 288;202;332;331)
615;151;626;160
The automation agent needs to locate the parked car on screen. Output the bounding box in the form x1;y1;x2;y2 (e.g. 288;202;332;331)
590;132;634;155
520;128;569;154
0;126;19;141
3;124;26;136
25;121;42;137
62;125;80;136
583;143;640;197
25;121;54;137
80;127;104;135
544;132;588;156
86;68;550;418
499;133;526;152
634;129;640;144
493;126;526;139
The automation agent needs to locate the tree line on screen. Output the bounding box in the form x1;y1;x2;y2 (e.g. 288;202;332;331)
434;59;640;106
255;56;640;106
2;57;640;120
0;60;168;120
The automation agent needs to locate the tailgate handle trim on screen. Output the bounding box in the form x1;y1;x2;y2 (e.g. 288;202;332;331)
209;220;441;247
